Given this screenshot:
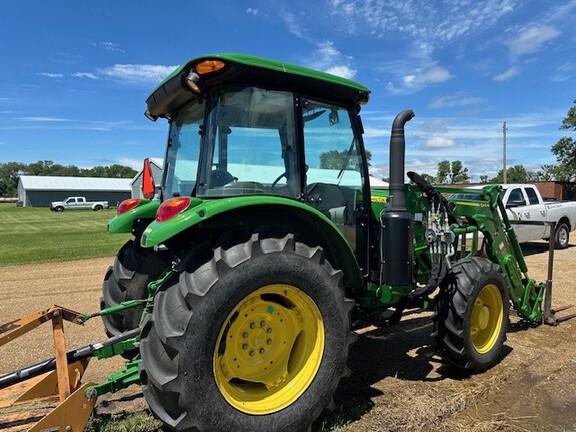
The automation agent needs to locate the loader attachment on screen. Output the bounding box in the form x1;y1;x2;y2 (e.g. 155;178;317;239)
0;304;141;431
0;305;87;402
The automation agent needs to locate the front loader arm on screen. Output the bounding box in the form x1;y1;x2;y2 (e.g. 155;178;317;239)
448;185;544;322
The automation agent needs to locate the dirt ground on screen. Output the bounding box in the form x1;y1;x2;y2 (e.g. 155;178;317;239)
1;242;576;431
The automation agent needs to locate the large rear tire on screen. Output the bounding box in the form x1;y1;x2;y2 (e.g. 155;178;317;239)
101;240;169;337
139;232;355;432
434;257;509;370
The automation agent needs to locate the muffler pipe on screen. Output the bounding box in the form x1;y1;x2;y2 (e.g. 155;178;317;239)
380;110;415;287
386;109;415;213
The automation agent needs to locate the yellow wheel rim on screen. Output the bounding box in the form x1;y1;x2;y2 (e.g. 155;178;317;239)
213;284;324;415
470;283;504;354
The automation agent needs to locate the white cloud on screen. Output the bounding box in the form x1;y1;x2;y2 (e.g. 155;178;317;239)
281;10;307;39
9;117;134;132
389;64;453;94
246;7;258;16
94;41;124;52
424;136;456;148
493;66;520;81
429;94;484;109
363;108;565;180
72;72;100;80
318;1;525;93
327;0;521;45
325;65;356;79
72;64;177;84
309;41;357;79
38;73;63;78
413;66;453;84
16;116;73;122
99;64;178;84
550;62;576;82
506;25;560;57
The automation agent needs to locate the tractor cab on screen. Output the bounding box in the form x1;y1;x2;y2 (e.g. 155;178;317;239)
149;54;372;252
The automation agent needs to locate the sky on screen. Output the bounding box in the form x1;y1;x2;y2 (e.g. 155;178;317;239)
1;0;575;182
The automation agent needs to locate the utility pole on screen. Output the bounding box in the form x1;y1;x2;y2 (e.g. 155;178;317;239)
502;121;507;184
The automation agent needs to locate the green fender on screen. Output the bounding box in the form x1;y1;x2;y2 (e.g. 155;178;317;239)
141;196;363;290
107;201;160;233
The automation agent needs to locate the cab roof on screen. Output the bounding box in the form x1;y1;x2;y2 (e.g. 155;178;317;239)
146;53;371;118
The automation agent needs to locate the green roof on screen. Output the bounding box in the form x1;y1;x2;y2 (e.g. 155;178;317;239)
146;53;371;118
151;53;370;97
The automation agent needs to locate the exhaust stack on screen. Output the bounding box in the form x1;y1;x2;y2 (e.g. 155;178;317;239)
380;110;415;287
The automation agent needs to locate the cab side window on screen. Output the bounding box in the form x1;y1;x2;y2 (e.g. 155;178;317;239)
301;98;364;248
508;188;525;205
525;188;540;205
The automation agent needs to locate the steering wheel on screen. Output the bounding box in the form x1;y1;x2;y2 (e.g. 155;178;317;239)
271;171;287;188
210;169;234;187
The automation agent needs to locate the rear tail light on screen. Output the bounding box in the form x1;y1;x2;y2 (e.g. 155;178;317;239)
156;197;191;222
117;198;141;215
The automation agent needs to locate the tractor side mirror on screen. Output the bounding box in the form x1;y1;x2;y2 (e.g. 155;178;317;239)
329;110;339;125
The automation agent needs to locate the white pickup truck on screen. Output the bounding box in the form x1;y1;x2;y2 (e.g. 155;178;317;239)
452;184;576;249
50;196;109;212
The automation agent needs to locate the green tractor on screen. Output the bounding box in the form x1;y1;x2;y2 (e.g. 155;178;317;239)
100;54;546;431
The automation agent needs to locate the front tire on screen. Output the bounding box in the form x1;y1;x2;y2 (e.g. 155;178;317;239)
139;233;355;432
434;257;509;370
101;239;169;337
554;222;570;249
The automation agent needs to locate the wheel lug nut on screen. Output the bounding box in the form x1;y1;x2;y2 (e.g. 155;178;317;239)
260;320;266;327
250;322;256;329
243;332;249;338
267;328;272;334
242;344;248;350
249;350;255;356
259;348;265;354
267;339;272;345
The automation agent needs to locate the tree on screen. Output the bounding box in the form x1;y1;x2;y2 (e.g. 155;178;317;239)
550;100;576;181
421;173;435;184
537;164;571;181
435;159;469;184
319;149;372;170
450;160;470;184
104;164;138;178
490;165;534;183
436;160;450;184
0;162;26;197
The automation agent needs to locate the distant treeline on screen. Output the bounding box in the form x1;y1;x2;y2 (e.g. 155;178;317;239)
0;160;137;198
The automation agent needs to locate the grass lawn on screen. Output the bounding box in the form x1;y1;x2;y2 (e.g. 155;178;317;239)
0;203;131;266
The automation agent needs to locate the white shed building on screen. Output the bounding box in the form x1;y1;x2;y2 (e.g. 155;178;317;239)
17;176;132;208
